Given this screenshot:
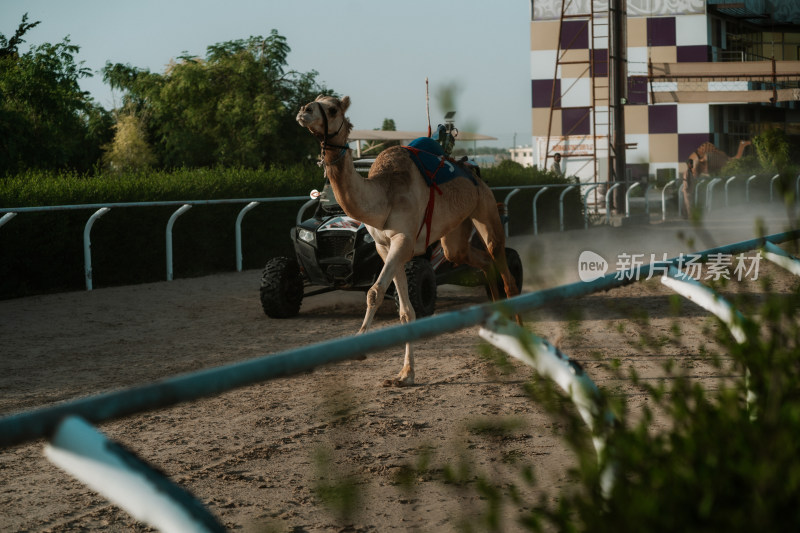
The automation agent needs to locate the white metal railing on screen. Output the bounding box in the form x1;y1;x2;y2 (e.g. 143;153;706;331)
0;197;307;290
1;174;795;293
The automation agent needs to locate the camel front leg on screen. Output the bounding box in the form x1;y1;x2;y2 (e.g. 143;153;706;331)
383;266;416;387
357;235;413;335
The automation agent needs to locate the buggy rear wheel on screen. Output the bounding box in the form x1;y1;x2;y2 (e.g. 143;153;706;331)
395;256;437;318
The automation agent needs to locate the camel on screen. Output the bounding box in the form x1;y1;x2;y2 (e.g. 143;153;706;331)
689;139;751;176
296;95;520;387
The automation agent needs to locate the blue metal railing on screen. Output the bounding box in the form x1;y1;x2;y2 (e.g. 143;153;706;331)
2;228;798;448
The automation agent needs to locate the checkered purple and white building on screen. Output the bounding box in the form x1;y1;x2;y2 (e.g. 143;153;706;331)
530;0;800;181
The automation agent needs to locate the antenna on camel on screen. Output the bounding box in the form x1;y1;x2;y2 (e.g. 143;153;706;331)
425;77;431;137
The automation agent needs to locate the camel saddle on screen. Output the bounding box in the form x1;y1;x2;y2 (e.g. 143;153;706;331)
403;137;479;188
403;137;480;248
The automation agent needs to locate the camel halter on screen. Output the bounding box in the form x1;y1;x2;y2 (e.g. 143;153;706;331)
315;102;349;157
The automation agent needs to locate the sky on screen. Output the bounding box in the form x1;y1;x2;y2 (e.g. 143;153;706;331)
2;0;534;149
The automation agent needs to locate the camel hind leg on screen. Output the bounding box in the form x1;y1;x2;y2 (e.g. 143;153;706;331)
471;218;520;301
440;217;519;303
468;194;521;302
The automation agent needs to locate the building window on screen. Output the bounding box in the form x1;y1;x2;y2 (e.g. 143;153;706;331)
592;48;608;77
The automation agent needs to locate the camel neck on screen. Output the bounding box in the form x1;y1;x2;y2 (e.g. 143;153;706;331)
323;145;350;166
323;146;354;186
323;148;387;228
321;131;352;172
735;142;749;158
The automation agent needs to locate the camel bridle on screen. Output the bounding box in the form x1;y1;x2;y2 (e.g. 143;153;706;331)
314;102;349;157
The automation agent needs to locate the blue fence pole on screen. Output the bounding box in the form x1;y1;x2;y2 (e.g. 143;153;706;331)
166;204;192;281
583;184;600;229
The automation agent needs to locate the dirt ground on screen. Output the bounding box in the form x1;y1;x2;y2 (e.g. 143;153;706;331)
1;205;799;532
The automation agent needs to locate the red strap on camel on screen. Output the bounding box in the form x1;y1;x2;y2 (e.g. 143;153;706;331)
405;147;445;249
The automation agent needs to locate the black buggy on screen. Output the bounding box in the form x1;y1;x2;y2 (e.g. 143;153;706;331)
259;178;523;319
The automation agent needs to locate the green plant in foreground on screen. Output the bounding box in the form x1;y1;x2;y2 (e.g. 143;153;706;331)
294;257;800;531
380;267;800;531
509;278;800;531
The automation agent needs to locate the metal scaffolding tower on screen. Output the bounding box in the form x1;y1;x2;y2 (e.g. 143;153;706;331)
543;0;627;212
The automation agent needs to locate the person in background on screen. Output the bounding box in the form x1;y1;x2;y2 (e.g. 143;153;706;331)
682;157;695;218
550;152;563;177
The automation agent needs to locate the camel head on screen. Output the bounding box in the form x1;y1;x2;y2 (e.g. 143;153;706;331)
296;95;352;143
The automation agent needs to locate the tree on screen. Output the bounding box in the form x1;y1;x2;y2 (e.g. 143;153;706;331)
381;118;397;132
0;14;112;175
103;30;329;168
102;112;157;171
0;13;40;59
722;128;797;191
752;127;792;173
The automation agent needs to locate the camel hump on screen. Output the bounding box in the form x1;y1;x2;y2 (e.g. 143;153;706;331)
707;150;728;167
696;142;719;155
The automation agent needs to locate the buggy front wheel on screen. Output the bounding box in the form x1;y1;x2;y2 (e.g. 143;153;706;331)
260;257;304;318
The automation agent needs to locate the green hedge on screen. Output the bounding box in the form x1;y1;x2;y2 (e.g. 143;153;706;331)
0;166;322;298
0;163;582;299
0;165;323;206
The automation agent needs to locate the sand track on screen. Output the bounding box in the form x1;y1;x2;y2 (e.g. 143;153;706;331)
2;209;797;531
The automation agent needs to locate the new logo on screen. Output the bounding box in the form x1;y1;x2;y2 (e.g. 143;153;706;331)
578;250;608;282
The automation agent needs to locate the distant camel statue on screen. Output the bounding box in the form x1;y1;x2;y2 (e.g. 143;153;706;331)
689;139;752;176
297;95;520;387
